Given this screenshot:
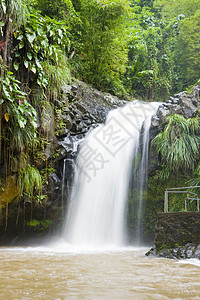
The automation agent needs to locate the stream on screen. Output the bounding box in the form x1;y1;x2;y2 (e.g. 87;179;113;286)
0;245;200;299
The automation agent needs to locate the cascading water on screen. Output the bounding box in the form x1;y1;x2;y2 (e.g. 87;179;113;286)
62;101;160;247
132;115;155;244
61;159;67;219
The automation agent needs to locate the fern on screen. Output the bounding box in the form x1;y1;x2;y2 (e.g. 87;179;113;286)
18;164;42;199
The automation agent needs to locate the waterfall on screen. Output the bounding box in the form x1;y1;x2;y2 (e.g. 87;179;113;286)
61;159;67;219
134;115;154;243
62;101;160;247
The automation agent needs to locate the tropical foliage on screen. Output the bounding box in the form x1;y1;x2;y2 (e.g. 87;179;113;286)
153;114;200;179
73;0;130;94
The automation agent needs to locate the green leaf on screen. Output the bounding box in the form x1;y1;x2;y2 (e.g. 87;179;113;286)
58;29;63;38
42;78;48;87
18;115;27;128
41;39;48;49
35;59;42;69
2;86;13;102
37;27;44;36
30;64;36;74
13;62;19;71
19;42;24;49
2;0;6;13
26;32;36;44
27;53;32;60
17;34;24;41
37;79;42;86
24;60;29;68
30;119;37;129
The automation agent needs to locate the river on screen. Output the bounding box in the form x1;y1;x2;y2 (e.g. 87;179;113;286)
1;244;200;299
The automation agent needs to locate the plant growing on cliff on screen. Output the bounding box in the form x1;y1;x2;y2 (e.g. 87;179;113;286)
1;70;37;153
18;164;42;199
18;164;42;221
26;218;52;232
0;0;27;65
12;12;71;91
153;114;200;178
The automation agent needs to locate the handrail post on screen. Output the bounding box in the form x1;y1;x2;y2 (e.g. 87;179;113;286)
164;190;168;213
186;191;189;211
164;187;200;213
185;198;187;211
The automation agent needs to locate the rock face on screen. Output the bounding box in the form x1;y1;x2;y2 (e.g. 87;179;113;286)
150;85;200;139
156;85;200;123
55;80;127;137
155;212;200;251
146;212;200;259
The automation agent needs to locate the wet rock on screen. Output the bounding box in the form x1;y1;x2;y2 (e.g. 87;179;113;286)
50;173;61;190
154;212;200;252
157;106;170;122
54;99;62;108
152;84;200;134
185;244;194;258
179;97;197;117
62;115;73;130
147;212;200;259
194;244;200;259
145;247;156;257
174;91;187;98
71;81;79;93
169;96;179;104
153;243;200;260
151;116;159;128
61;84;72;95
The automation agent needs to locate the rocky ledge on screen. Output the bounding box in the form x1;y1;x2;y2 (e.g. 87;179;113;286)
151;84;200;135
146;212;200;259
146;243;200;259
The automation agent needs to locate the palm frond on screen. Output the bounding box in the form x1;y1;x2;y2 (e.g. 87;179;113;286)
152;114;200;178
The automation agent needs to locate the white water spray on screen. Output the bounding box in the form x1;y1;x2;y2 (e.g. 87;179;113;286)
62;101;160;247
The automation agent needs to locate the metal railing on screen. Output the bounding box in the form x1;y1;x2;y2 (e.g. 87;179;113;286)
164;186;200;213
